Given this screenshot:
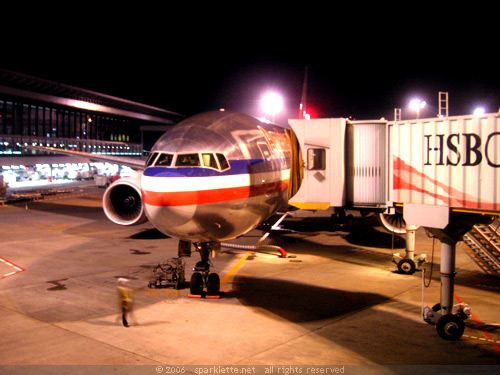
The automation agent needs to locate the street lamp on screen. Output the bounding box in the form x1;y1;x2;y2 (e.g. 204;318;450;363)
409;99;426;119
261;92;283;123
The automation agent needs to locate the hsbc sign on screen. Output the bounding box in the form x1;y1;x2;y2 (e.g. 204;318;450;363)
424;132;500;167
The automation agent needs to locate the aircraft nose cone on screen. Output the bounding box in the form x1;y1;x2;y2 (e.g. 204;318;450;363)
143;190;197;226
142;172;198;228
160;205;197;227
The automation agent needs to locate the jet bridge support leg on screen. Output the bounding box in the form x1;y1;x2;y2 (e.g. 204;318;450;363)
422;215;486;340
423;236;470;340
393;224;426;274
440;239;456;316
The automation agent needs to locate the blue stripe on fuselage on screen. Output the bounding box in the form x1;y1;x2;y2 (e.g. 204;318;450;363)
143;159;288;178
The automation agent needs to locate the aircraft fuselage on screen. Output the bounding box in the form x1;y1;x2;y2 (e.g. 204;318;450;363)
140;111;292;243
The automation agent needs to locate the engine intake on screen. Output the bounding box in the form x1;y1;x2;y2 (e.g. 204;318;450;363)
102;171;148;226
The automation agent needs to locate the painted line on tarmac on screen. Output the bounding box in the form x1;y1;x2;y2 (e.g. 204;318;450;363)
0;257;25;280
220;251;254;288
463;335;500;346
454;291;500;353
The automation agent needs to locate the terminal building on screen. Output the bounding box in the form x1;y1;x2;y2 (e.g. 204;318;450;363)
0;69;183;188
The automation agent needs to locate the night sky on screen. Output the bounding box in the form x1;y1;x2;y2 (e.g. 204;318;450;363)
3;6;499;125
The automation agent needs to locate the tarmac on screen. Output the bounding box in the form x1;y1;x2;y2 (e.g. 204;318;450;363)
0;184;499;374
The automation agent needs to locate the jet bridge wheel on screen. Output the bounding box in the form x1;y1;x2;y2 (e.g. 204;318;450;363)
397;258;416;275
436;314;465;341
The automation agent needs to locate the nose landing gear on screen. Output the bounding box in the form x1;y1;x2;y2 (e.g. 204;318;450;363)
179;241;221;299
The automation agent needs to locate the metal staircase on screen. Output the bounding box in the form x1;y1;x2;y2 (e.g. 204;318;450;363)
460;218;500;276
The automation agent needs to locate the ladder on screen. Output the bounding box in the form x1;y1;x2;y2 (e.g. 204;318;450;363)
439;91;449;118
460;218;500;276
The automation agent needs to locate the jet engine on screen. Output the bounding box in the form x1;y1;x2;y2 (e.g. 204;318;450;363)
102;171;148;226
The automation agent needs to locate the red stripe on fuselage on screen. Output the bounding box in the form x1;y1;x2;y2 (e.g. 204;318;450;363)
143;180;289;207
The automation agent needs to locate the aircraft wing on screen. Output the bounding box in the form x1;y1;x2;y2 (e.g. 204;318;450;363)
24;145;146;170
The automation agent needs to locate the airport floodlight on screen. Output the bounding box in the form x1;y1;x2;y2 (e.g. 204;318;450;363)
474;107;485;117
409;99;426;119
409;99;426;111
261;92;284;121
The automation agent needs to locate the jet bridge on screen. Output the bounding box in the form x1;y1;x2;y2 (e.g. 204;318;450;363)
288;117;389;211
289;112;500;340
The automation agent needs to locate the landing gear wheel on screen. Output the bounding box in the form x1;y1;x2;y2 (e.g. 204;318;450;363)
436;314;465;341
190;272;203;295
397;258;416;275
207;273;220;296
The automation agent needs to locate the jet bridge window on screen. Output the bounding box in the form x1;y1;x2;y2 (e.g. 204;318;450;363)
175;153;201;167
307;148;326;170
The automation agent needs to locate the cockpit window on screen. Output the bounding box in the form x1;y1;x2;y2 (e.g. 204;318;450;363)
216;153;230;171
148;151;229;171
155;153;174;166
146;152;159;167
202;153;218;169
175;153;201;167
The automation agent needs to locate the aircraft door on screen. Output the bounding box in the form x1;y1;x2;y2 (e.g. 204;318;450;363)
286;128;303;200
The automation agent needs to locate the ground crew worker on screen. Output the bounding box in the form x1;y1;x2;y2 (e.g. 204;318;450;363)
117;278;132;327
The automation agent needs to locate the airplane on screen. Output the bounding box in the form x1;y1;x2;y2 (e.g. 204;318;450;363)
29;111;303;297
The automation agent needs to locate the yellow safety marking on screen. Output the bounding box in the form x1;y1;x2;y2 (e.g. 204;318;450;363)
220;251;254;287
288;202;331;210
451;208;500;216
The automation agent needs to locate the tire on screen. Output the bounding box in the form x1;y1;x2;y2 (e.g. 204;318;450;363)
190;272;203;295
397;258;416;275
207;273;220;296
436;314;465;341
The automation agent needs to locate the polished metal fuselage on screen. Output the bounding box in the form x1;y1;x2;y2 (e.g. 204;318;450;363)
141;112;292;243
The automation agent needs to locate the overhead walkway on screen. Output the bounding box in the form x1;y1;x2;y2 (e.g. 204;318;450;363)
461;218;500;276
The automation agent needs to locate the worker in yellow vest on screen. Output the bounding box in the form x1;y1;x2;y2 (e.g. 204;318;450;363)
117;278;133;327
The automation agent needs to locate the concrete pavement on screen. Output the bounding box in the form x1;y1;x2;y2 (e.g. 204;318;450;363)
1;188;499;372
